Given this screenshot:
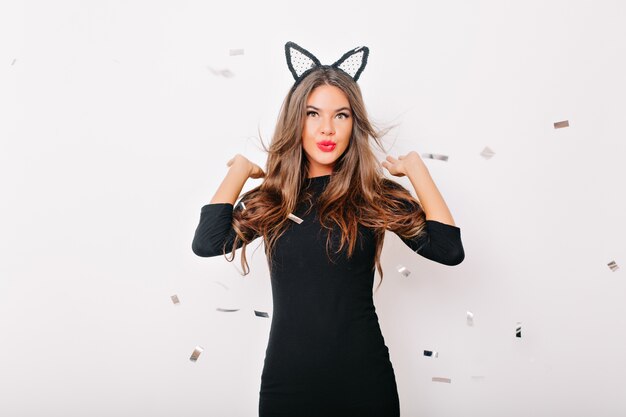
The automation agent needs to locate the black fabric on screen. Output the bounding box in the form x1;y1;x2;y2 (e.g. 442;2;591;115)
192;175;465;416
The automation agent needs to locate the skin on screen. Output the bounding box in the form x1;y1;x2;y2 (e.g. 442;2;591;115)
214;84;456;227
301;84;353;178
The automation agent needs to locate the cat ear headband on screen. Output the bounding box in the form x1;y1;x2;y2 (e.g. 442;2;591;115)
284;41;369;89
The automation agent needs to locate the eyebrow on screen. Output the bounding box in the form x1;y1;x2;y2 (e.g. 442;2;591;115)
306;105;352;113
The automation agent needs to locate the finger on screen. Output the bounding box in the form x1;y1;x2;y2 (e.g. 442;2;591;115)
386;155;397;162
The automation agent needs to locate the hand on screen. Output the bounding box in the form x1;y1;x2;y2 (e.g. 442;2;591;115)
227;154;266;179
381;151;424;177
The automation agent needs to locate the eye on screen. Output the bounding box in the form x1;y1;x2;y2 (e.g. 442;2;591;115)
306;111;318;117
337;113;350;119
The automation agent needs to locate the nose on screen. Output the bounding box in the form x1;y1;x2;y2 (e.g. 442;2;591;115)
320;117;335;136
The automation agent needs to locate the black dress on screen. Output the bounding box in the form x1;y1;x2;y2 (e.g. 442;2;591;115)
192;174;465;417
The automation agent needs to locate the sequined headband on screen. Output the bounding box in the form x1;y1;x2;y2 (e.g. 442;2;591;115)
284;41;369;89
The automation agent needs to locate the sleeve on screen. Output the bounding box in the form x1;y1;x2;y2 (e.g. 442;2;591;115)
398;219;465;266
191;199;258;257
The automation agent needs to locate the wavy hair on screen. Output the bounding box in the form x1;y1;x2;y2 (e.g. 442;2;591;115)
224;66;427;292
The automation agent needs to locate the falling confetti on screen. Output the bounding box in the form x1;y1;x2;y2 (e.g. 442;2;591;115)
288;213;303;224
190;345;204;362
421;153;448;161
229;48;244;56
241;201;246;210
466;311;474;326
608;260;619;272
213;281;229;290
171;294;180;305
396;264;411;277
254;310;270;318
207;66;234;78
11;58;17;65
423;350;439;358
554;120;569;129
432;377;451;383
480;146;495;159
216;308;240;312
516;322;522;338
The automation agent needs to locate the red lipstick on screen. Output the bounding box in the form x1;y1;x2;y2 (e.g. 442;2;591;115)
317;141;336;152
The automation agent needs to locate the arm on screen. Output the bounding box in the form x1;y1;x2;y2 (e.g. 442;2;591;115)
383;152;464;266
398;220;464;266
192;156;264;257
209;163;251;205
405;157;456;226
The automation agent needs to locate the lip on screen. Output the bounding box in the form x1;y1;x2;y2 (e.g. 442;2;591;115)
317;141;336;152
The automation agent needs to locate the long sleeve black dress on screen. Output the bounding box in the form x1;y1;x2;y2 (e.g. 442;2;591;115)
192;174;465;417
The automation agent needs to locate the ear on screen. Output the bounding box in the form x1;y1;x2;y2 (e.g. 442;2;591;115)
285;41;322;81
332;46;370;81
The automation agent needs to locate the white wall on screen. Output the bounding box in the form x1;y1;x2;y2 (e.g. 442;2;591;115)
1;0;625;416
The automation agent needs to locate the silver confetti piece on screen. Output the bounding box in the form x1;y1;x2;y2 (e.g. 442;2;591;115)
288;213;303;224
516;322;522;338
207;66;234;78
213;280;229;290
421;153;448;162
216;308;240;312
480;146;495;159
466;311;474;326
396;264;411;277
171;294;180;305
12;58;17;65
254;310;269;318
190;345;204;362
554;120;569;129
229;48;244;56
424;350;439;358
432;377;451;383
240;201;246;210
608;260;619;272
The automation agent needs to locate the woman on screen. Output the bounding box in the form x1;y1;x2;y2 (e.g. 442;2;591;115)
192;41;465;417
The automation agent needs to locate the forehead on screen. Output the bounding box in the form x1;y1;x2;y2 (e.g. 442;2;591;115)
306;84;350;106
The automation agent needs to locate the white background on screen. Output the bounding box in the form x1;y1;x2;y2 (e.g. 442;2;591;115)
1;1;625;416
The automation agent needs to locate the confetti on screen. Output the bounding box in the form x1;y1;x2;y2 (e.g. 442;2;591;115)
229;48;244;56
207;66;234;78
11;58;17;65
423;350;439;358
190;345;204;362
254;310;270;318
516;322;522;338
213;280;229;290
288;213;303;224
171;294;180;305
240;201;246;210
466;311;474;326
216;308;240;312
480;146;495;159
432;377;451;383
608;260;619;272
396;264;411;277
421;153;448;162
554;120;569;129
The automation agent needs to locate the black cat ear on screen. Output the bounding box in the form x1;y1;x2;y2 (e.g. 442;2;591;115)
332;46;369;81
285;41;322;81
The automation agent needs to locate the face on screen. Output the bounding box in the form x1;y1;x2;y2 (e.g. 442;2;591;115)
301;84;353;178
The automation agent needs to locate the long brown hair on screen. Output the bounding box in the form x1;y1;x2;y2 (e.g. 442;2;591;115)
225;66;427;292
